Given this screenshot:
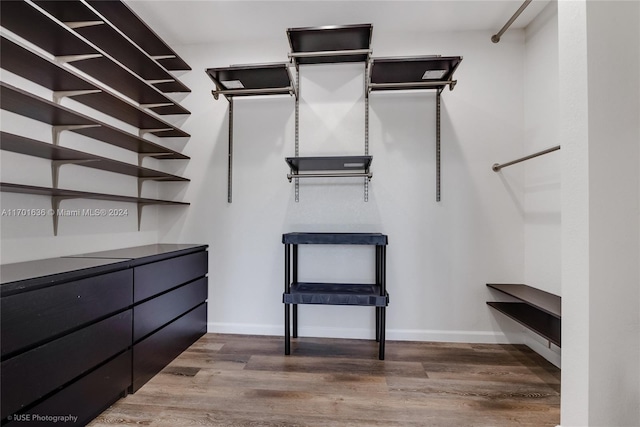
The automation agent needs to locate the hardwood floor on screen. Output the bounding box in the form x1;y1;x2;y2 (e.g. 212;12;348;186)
89;334;560;426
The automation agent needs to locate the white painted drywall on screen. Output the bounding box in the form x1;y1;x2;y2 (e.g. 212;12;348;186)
522;1;561;367
560;0;640;425
157;27;528;344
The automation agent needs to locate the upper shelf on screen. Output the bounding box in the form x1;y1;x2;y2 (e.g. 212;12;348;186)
206;63;295;99
369;56;463;92
85;0;191;72
0;1;189;115
0;82;188;159
1;132;189;182
287;24;373;65
1;37;188;136
32;0;189;93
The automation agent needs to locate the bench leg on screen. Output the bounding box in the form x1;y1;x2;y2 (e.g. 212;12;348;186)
293;304;298;338
378;307;386;360
285;303;290;355
375;307;380;342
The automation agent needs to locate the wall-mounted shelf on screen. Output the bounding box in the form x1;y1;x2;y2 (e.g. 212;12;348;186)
33;0;190;94
86;0;191;72
369;56;462;92
206;63;296;99
0;1;189;115
368;55;462;202
0;182;188;235
1;132;189;187
486;283;561;347
1;37;188;137
287;24;373;65
285;156;372;180
206;63;296;203
0;82;188;158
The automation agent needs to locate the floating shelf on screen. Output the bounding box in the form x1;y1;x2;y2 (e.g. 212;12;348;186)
285;155;372;181
284;282;388;306
33;0;189;94
287;24;373;64
369;56;462;92
1;132;189;182
0;82;188;159
1;37;188;136
0;1;189;115
487;283;561;347
205;63;296;99
86;0;191;72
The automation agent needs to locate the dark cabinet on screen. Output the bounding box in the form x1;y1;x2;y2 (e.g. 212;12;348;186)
0;244;208;425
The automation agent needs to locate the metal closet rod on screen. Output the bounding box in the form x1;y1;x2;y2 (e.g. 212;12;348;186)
491;0;533;43
492;145;560;172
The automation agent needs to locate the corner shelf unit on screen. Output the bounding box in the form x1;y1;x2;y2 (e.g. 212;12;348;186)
486;283;561;347
0;0;192;236
283;232;389;360
0;37;188;137
0;0;189;115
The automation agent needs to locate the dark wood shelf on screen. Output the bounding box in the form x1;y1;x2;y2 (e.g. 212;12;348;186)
287;24;373;64
282;232;388;246
486;284;561;347
0;82;188;159
0;1;189;115
284;282;388;306
86;0;191;72
370;56;462;91
285;155;372;181
1;37;188;137
0;182;189;207
33;0;189;94
206;63;295;98
1;132;189;182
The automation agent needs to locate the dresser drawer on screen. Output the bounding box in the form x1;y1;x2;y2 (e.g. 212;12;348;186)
134;251;207;302
1;269;132;357
1;310;132;419
132;303;206;392
4;350;131;427
134;277;207;342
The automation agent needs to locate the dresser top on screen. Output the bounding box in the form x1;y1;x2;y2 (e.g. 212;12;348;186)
1;243;207;295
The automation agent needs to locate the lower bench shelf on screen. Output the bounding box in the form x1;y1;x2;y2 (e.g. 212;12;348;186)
486;283;561;347
284;282;388;306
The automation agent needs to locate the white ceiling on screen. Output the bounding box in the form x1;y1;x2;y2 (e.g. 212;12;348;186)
123;0;552;46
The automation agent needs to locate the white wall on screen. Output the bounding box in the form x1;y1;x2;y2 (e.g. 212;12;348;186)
560;1;640;425
523;1;561;366
158;28;528;343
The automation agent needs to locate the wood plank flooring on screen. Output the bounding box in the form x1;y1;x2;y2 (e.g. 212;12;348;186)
89;334;560;426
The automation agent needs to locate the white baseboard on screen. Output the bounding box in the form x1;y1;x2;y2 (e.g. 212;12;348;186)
208;322;514;344
523;331;561;368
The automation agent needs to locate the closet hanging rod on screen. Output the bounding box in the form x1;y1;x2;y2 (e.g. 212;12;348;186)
492;145;560;172
211;87;295;98
369;81;457;91
287;172;372;181
288;49;372;59
491;0;533;43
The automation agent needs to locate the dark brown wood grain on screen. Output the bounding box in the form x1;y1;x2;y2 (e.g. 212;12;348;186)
90;333;560;427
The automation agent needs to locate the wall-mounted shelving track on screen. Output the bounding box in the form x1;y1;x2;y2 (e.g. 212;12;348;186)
0;0;190;115
205;63;296;203
0;37;188;137
287;24;374;202
368;55;462;202
486;283;561;347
